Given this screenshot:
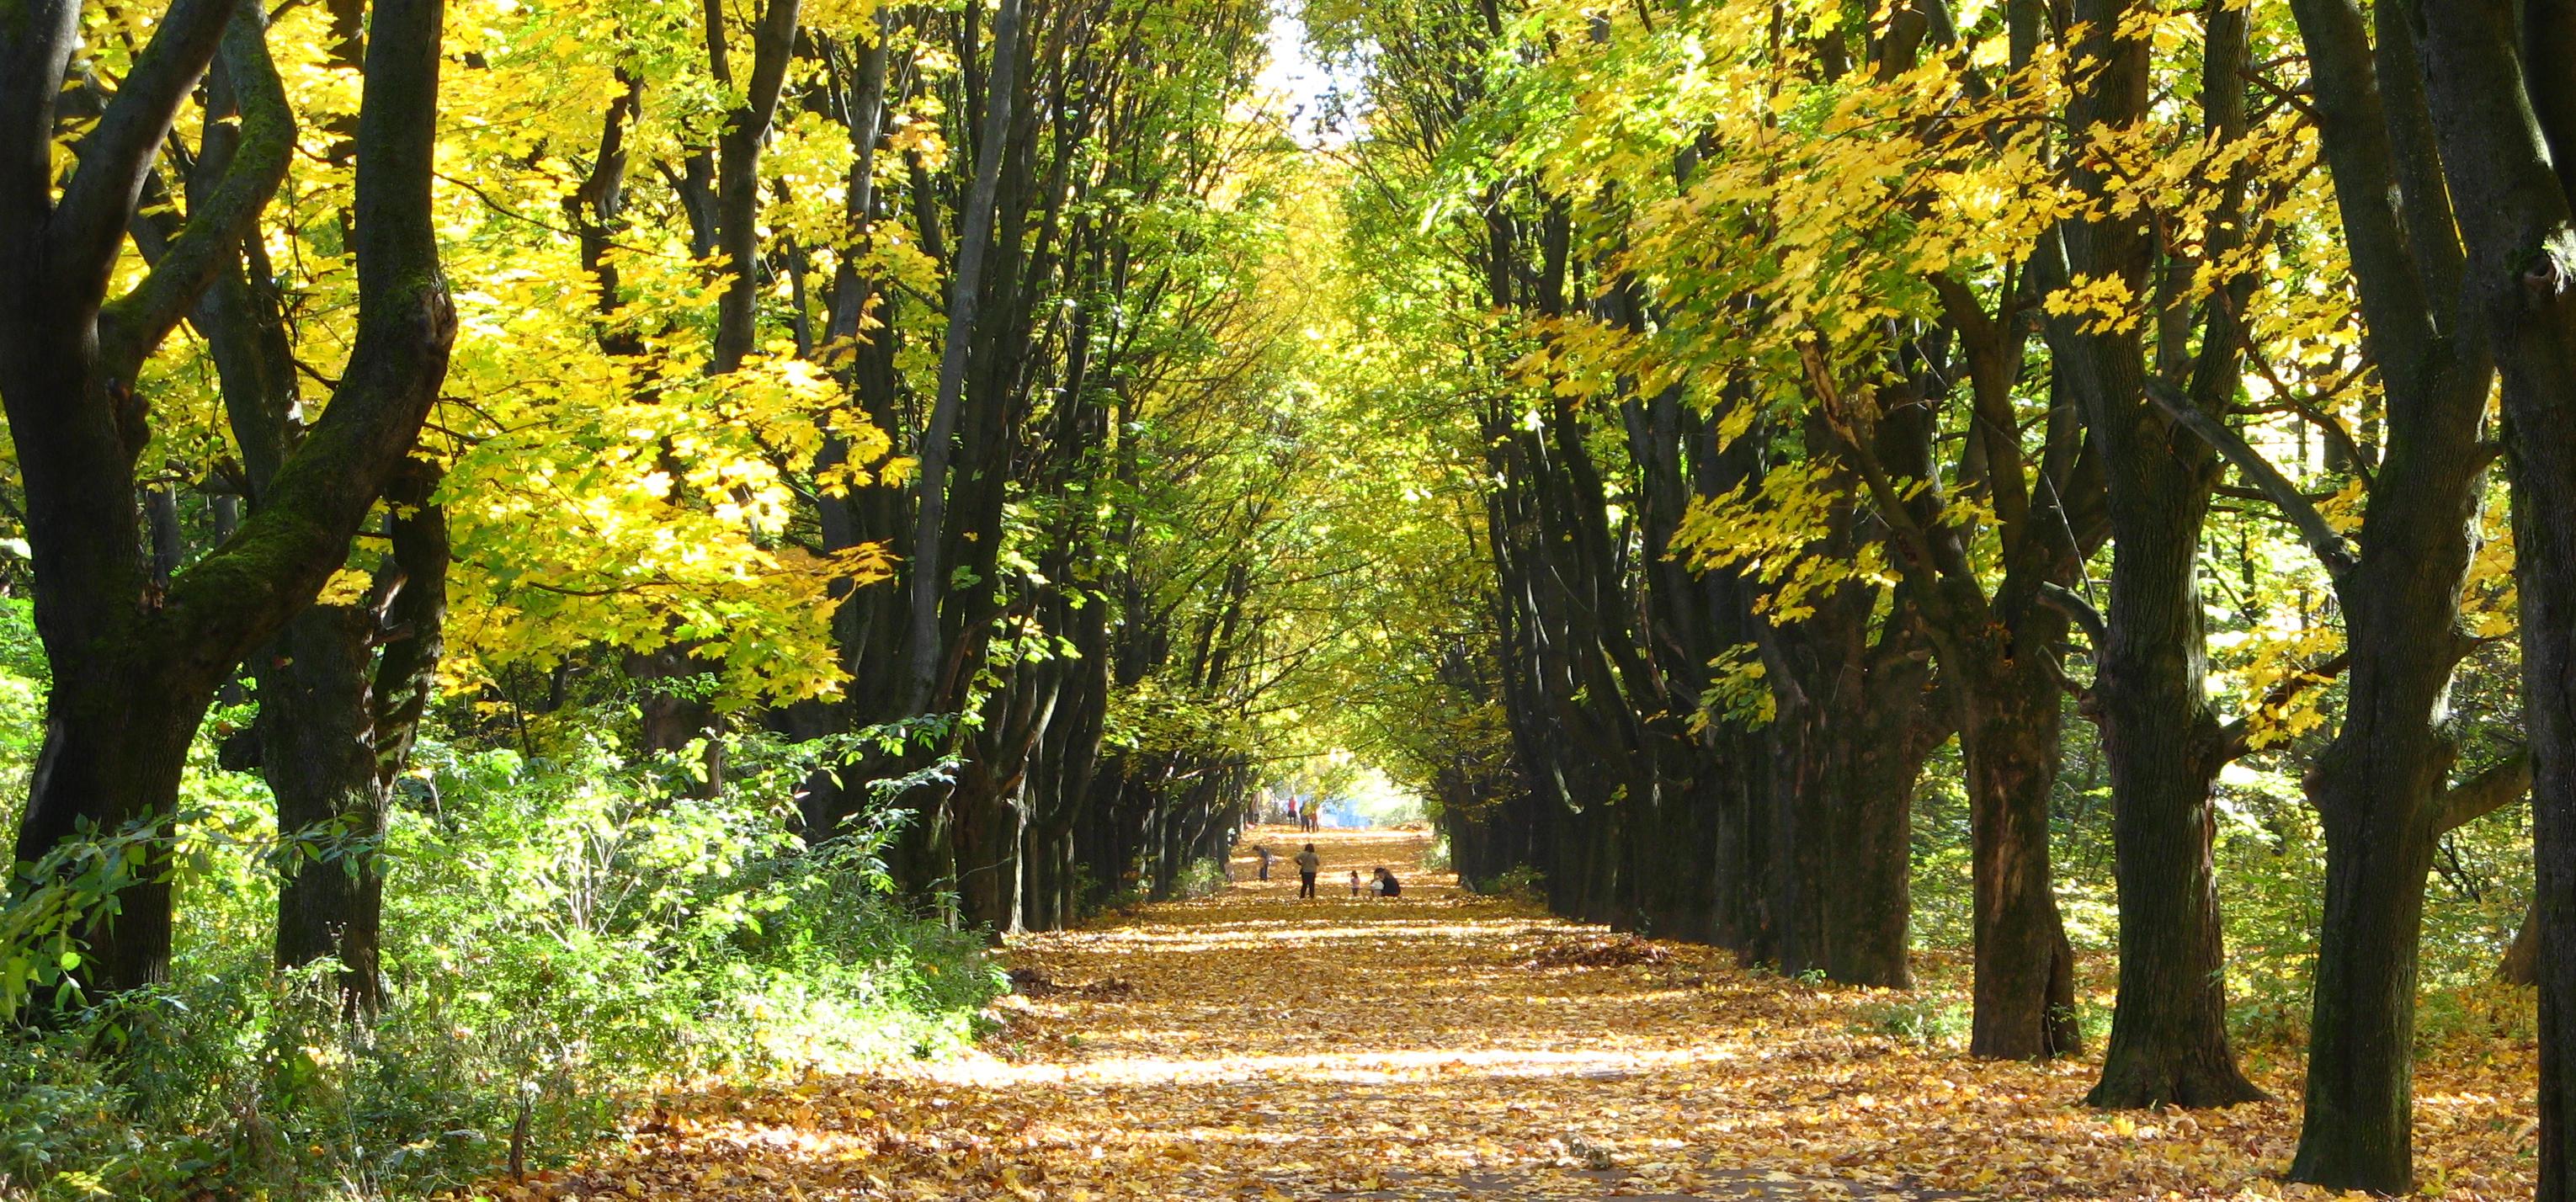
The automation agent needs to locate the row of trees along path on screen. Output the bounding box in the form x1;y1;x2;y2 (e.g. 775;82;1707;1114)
512;827;2528;1201
4;0;2572;1197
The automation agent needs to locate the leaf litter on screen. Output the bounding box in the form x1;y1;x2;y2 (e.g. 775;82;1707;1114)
473;828;2535;1200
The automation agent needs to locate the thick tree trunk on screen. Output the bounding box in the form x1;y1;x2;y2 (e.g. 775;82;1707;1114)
950;759;1022;937
265;604;386;997
2052;0;2265;1110
1621;759;1719;943
2080;467;2261;1105
1762;700;1830;973
2275;1;2498;1189
2289;742;2443;1192
1958;657;2081;1060
16;679;205;992
0;0;450;1001
268;466;445;1019
1822;652;1939;987
2405;6;2576;1191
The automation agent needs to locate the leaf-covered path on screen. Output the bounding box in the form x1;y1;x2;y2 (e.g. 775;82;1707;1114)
518;827;2533;1201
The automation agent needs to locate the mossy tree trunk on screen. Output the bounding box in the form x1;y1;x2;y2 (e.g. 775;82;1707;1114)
0;0;455;1001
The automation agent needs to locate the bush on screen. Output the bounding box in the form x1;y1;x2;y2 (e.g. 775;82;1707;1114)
0;717;1004;1200
1477;865;1546;907
1173;857;1229;900
1857;994;1971;1050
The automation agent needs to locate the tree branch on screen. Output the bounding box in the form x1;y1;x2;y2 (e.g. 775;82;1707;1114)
370;460;447;783
2145;376;2360;579
2036;581;2107;646
47;0;242;310
2435;746;2531;834
0;0;81;240
98;4;293;381
708;0;804;373
162;0;455;676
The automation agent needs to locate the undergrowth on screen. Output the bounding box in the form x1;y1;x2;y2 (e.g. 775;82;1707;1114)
0;659;1004;1200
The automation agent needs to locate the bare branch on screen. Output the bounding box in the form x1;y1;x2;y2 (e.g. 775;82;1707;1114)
2036;582;2108;646
2145;376;2360;579
2436;746;2531;834
99;4;294;381
47;0;242;309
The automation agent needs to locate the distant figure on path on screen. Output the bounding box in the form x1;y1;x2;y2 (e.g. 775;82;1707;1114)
1372;867;1401;899
1296;843;1321;899
1303;805;1319;832
1253;843;1274;881
1348;870;1363;897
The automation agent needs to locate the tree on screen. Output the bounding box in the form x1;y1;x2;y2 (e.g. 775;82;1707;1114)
2392;3;2576;1194
2046;0;2266;1109
0;0;455;997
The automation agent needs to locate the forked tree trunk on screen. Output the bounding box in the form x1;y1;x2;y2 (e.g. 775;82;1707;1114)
2403;7;2576;1191
0;0;452;1002
268;465;446;1019
2048;0;2265;1111
2272;0;2501;1187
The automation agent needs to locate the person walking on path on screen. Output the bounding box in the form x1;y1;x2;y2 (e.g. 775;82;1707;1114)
1296;843;1321;899
1348;870;1363;897
1253;843;1274;882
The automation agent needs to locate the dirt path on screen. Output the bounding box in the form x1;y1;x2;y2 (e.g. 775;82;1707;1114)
519;827;2529;1201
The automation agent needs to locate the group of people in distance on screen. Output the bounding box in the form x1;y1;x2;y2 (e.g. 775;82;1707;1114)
1250;841;1401;901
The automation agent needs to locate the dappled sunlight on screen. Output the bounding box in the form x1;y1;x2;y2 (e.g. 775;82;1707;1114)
932;1043;1742;1090
538;827;2535;1201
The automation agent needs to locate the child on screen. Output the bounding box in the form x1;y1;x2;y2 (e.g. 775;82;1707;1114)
1348;870;1363;897
1372;866;1402;899
1254;843;1274;881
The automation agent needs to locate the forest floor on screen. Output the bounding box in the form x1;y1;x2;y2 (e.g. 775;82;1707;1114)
499;827;2536;1200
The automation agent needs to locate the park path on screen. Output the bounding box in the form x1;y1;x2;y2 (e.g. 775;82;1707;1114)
508;827;2528;1201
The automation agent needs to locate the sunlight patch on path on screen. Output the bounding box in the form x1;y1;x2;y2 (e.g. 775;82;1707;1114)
518;823;2534;1200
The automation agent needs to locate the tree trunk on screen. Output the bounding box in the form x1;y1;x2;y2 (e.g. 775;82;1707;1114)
2405;5;2576;1192
2275;0;2500;1188
267;465;445;1019
2049;0;2265;1110
1822;641;1940;987
1958;655;2081;1060
2079;453;2261;1104
265;603;386;1000
2289;742;2442;1192
0;0;452;1002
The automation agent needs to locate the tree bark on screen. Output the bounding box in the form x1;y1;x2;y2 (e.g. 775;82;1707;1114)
904;0;1026;715
2056;0;2264;1109
269;463;447;1019
1956;653;2083;1060
2405;3;2576;1193
2277;0;2497;1187
0;0;453;999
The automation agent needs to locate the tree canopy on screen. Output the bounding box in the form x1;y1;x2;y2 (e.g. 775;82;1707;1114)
4;0;2576;1196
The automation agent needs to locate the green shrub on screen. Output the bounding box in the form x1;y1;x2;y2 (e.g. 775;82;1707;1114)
0;715;1003;1200
1478;865;1546;907
1856;994;1971;1050
1174;857;1229;900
